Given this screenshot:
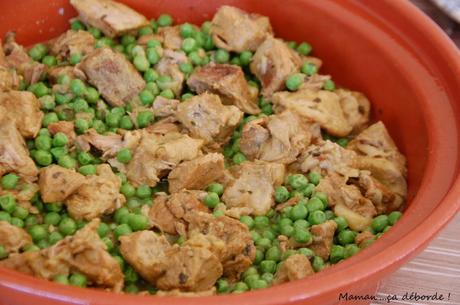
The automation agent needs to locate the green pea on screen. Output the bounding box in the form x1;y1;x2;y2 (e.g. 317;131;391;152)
179;62;193;74
92;119;107;134
114;223;132;239
35;135;52;151
254;216;269;229
180;23;195;38
0;211;11;222
260;260;277;274
388;211;402;225
255;237;271;250
371;215;389;233
70;79;87;97
306;197;324;212
279;218;293;227
44;212;61;225
330;245;346;263
297;42;312;56
144;68;159;83
96;223;110;238
216;279;230;293
78;164;96;176
48;231;64;245
233;282;249;293
289;204;308;221
239;215;254;229
232;152;246;165
281;249;297;261
58;155;77;169
204;192;220;208
293;227;312;244
312;256;325;272
128;214;149;231
275;186;290;203
42;55;57;67
294;219;310;230
29;82;49;98
323;79;336;91
160;89;175;99
13;206;29;220
39;95;56;110
314;192;329;207
230;57;241;66
345;244;360;258
254;249;264;265
59;218;77;236
288;174;309;190
116;149;132;164
137;111;154;128
239;51;253;65
138;26;153;37
69;273;87;287
53;274;69;285
308;210;326;225
146;48;160;65
10;217;23;228
265;246;281;262
1;173;19;190
24;214;38;227
181;37;197;53
336;138;349;147
334;216;348;232
308;171;321;185
77;151;94;165
338;229;357;245
119;183;135;198
133;55;150;72
28;224;47;242
298;247;315;258
188;51;203;66
52;133;68;147
215;49;230;63
285;73;304;91
34;150;53;166
280;224;294;237
301;62;318;75
114;207;130;224
28;43;48;61
70;20;85;31
157;14;173;27
119;115;134;130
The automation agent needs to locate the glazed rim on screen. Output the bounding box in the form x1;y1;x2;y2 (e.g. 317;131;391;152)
1;1;460;304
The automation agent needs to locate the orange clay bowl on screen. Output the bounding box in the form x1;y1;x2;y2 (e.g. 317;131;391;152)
1;1;460;305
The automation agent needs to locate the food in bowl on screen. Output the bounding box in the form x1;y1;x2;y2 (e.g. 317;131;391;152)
0;0;407;296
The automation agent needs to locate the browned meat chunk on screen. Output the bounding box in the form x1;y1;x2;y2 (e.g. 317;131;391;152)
126;132;203;187
0;66;20;91
240;111;312;164
66;164;125;220
50;30;95;60
187;212;256;280
158;26;183;50
70;0;149;38
152;96;179;118
355;231;375;248
0;219;124;291
0;115;38;181
76;129;124;158
272;88;352;137
155;50;188;97
3;33;46;84
211;6;272;52
38;165;85;203
168;153;225;193
175;93;243;147
348;122;407;197
274;254;314;284
0;91;43;138
155;245;222;292
250;38;301;96
119;231;171;284
0;221;32;254
187;64;260;114
222;161;285;215
47;121;76;143
309;220;337;260
336;89;371;133
79;47;145;107
149;190;209;235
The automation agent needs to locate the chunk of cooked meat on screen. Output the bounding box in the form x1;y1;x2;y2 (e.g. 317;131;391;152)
66;164;125;220
49;30;95;60
155;245;223;292
250;37;301;97
119;231;171;284
47;66;81;84
355;231;375;248
70;0;149;37
126;132;203;187
152;96;180;118
348;122;407;197
0;219;124;291
296;140;359;179
300;74;331;92
211;6;273;52
79;47;145;107
149;190;209;235
158;26;183;50
76;129;124;158
309;220;337;260
222;161;285;215
0;66;20;91
274;254;314;284
336;89;371;133
240;111;312;164
3;33;46;84
0;115;38;181
47;121;76;143
0;91;43;138
175;93;243;147
0;221;32;253
38;165;86;203
155;50;188;97
187;212;256;280
187;64;260;114
272;88;352;137
168;153;225;193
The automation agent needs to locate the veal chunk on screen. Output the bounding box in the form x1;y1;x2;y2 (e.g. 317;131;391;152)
38;165;85;203
272;88;352;137
211;6;273;52
240;111;311;164
75;129;124;158
66;164;125;220
126;132;203;187
175;93;243;147
0;116;38;181
158;26;183;51
79;47;145;107
119;231;171;284
0;66;19;91
155;50;188;97
152;96;180;118
222;161;285;215
0;219;124;291
348;122;407;197
70;0;149;37
250;38;301;97
0;221;32;254
187;212;256;280
309;220;337;260
187;64;260;114
155;245;223;292
149;191;209;235
274;254;314;284
168;153;225;193
0;91;43;138
50;30;94;60
336;89;371;133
